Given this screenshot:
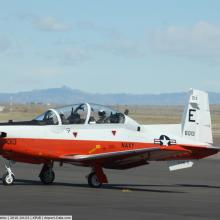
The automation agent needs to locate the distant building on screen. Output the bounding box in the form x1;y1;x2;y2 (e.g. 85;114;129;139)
0;106;5;112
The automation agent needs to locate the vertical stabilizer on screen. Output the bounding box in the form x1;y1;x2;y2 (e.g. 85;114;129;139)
181;89;213;144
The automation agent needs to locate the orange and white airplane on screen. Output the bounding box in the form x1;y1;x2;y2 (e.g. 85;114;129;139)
0;89;218;187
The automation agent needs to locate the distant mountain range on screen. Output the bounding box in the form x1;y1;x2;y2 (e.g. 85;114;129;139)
0;86;220;105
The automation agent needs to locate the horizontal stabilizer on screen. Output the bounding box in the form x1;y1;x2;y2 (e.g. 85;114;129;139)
168;160;194;171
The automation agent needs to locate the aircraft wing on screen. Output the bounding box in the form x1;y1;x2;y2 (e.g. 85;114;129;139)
61;147;160;161
60;145;191;168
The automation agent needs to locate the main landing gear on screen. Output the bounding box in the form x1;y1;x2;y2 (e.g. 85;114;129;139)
87;167;108;188
1;160;107;188
2;161;15;185
39;163;55;185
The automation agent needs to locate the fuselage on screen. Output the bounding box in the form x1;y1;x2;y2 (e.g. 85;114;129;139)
0;123;217;167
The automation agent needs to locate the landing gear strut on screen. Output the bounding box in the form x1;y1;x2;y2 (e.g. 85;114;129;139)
39;163;55;185
87;167;108;188
2;161;15;185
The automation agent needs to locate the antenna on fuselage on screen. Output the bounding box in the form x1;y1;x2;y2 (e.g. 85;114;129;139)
124;109;129;116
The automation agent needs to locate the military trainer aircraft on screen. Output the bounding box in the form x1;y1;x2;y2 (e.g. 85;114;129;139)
0;89;218;187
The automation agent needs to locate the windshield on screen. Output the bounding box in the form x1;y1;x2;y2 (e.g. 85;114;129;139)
34;110;59;125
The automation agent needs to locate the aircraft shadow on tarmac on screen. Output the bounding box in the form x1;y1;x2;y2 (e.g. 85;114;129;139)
0;178;193;193
2;178;219;193
176;184;220;189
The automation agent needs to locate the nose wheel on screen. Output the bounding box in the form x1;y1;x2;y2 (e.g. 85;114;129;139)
2;164;15;185
39;164;55;185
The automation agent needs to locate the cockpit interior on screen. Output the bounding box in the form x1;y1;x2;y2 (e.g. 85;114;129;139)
0;103;126;126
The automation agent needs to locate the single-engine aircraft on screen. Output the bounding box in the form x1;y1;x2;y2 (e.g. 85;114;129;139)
0;89;219;187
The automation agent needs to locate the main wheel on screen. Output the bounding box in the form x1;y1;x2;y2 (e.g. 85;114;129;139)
39;169;55;185
2;172;15;185
88;172;102;188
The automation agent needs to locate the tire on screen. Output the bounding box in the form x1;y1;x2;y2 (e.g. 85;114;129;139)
2;172;15;185
88;172;102;188
39;169;55;185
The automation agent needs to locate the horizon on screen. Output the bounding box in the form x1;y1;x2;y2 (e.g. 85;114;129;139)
0;85;219;95
0;85;208;95
1;86;220;106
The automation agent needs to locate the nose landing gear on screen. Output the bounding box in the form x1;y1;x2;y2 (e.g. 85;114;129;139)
2;162;15;185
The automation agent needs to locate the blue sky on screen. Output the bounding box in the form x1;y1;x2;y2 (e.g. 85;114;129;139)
1;0;220;94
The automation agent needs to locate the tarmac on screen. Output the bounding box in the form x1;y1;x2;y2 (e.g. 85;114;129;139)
0;157;220;219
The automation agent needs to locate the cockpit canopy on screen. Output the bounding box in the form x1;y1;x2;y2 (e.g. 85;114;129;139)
34;103;125;125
